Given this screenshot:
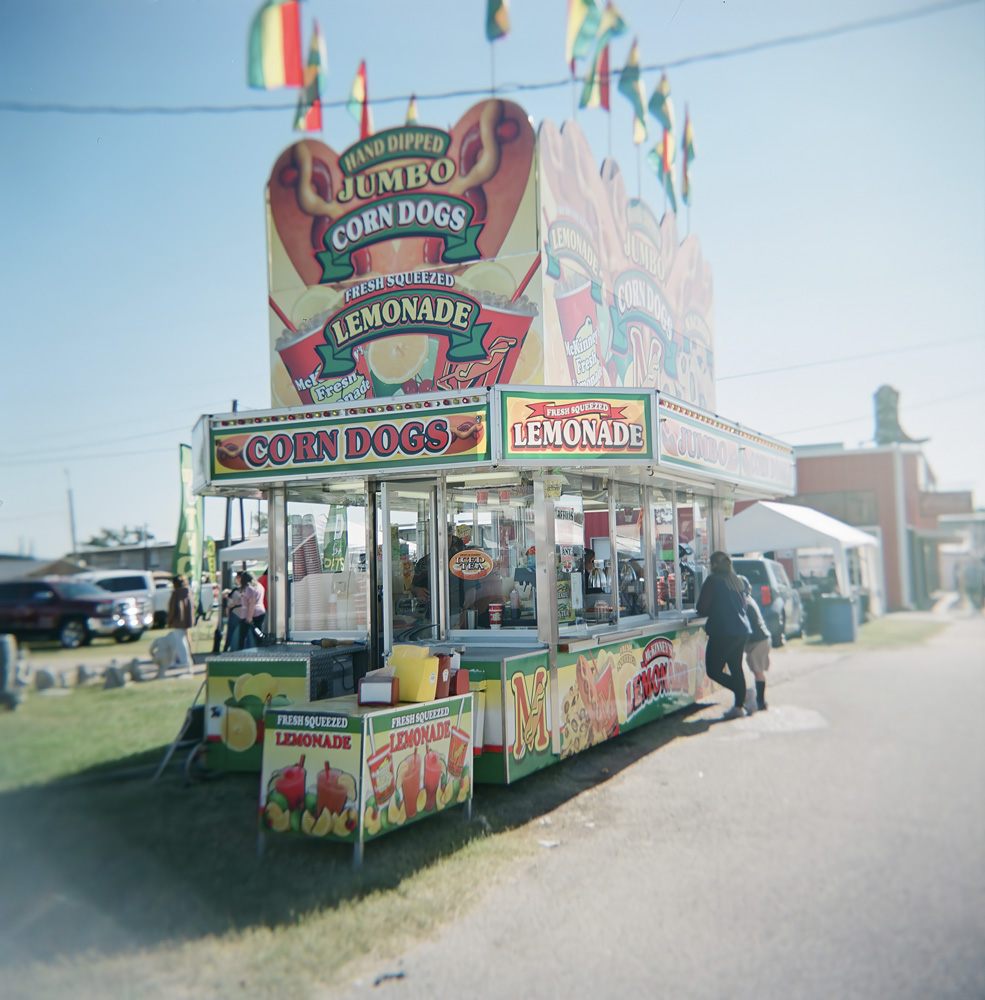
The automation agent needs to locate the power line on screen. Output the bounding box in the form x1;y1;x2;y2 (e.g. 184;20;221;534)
0;0;977;117
2;446;176;468
777;386;984;436
718;337;983;381
0;426;191;462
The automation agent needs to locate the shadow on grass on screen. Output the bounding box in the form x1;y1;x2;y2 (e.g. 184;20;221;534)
0;703;712;968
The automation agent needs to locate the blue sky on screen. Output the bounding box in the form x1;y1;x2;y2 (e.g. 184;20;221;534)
1;0;982;558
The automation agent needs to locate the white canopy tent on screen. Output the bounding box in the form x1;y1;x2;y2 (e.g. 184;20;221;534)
219;535;269;565
725;502;885;616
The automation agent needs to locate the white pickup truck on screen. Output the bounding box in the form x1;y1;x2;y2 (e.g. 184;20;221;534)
76;570;165;628
78;570;218;627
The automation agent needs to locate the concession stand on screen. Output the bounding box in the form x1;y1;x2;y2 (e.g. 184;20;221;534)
191;100;795;861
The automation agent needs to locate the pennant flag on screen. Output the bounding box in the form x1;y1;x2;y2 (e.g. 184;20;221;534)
647;72;675;132
646;129;678;211
294;21;327;132
566;0;601;69
618;38;647;144
486;0;510;41
406;94;419;125
681;108;696;206
347;60;374;139
581;44;612;109
247;0;303;89
579;2;626;109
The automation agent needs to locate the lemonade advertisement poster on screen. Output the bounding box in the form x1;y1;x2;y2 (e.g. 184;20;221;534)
359;696;473;841
206;662;308;772
265;99;543;408
538;118;716;409
260;710;363;841
556;629;706;759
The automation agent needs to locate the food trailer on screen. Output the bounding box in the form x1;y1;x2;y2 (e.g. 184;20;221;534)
192;100;795;861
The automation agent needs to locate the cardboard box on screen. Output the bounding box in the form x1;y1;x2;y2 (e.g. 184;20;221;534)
389;654;438;702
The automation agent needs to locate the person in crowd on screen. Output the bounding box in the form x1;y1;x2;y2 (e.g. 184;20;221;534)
222;577;242;652
411;531;466;619
166;574;194;672
961;558;984;613
584;548;605;594
236;570;266;648
696;551;752;720
739;575;771;711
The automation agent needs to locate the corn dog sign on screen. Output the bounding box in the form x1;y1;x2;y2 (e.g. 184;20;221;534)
209;398;489;483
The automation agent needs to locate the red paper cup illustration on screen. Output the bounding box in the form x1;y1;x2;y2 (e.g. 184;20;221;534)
554;278;605;388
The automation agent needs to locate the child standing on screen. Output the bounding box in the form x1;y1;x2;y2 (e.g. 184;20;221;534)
739;575;771;711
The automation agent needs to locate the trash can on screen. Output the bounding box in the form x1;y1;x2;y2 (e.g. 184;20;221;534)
820;594;857;644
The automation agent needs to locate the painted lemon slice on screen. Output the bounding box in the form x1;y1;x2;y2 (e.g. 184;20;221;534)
366;336;429;384
301;809;316;835
290;286;344;329
509;330;543;384
312;808;332;837
222;707;257;752
460;260;516;298
241;672;278;702
233;673;253;701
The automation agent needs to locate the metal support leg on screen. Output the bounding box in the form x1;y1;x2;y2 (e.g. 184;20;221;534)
352;840;364;869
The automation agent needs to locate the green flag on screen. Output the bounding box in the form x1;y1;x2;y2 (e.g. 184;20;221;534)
579;2;627;109
322;505;348;572
172;444;204;601
618;38;647;144
486;0;510;41
646;130;678;212
648;72;675;132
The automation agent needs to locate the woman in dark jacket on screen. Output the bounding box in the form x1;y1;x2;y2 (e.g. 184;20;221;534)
696;552;752;719
166;574;194;672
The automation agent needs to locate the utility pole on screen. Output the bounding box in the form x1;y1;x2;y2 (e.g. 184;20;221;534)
64;470;78;557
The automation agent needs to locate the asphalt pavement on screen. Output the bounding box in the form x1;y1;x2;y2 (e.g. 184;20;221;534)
332;611;985;1000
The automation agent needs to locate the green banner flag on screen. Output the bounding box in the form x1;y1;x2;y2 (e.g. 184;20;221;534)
322;505;348;572
172;444;204;601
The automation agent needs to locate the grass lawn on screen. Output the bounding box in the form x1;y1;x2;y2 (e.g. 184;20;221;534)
800;614;947;650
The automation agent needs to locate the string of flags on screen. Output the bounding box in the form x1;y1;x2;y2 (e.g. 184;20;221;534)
246;0;698;206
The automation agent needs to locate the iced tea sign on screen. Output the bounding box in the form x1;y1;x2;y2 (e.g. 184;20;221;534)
500;390;652;463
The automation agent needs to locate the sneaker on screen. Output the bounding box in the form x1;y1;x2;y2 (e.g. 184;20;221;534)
722;705;746;720
757;700;768;712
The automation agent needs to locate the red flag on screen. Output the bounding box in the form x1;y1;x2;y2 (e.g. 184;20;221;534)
598;45;610;110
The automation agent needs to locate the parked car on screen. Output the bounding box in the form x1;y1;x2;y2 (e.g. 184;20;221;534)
75;570;160;630
732;557;804;647
0;578;148;648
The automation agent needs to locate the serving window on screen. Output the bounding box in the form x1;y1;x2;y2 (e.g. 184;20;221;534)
285;487;370;636
444;473;537;630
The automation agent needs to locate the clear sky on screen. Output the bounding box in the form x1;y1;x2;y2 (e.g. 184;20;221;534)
1;0;983;559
